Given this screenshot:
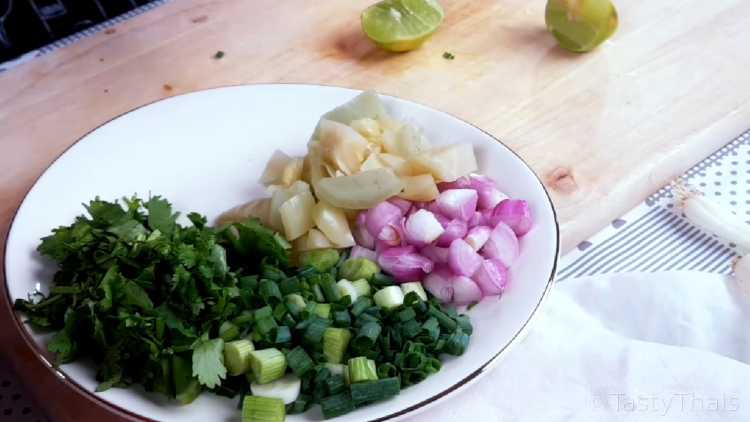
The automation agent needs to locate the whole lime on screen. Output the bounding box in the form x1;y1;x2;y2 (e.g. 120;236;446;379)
545;0;618;53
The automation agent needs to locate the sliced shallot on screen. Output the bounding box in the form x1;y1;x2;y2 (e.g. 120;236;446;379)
350;245;377;262
404;209;445;245
420;245;450;264
473;259;509;295
448;238;483;277
464;225;491;251
437;189;478;221
491;199;533;236
423;268;455;303
377;246;434;282
481;222;519;267
365;201;403;238
452;275;483;305
435;218;468;247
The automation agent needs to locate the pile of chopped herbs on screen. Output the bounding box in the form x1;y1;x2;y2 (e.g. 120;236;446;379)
15;196;472;421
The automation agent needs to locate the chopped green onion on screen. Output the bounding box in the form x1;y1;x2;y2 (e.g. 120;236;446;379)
320;392;355;419
397;307;416;322
232;310;255;328
400;319;421;339
273;304;288;322
350;377;401;406
259;279;283;305
424;357;442;374
312;283;325;302
456;314;473;335
332;309;351;327
371;273;395;287
319;275;342;303
303;318;331;349
325;374;348;395
242;395;285;422
278;276;301;295
428;304;457;332
377;362;399;379
286;393;311;414
300;249;340;272
300;249;339;272
417;317;440;343
274;326;292;345
314;303;332;319
338;258;380;281
324;363;346;377
284;294;306;317
172;355;201;404
351;279;371;297
400;281;427;301
224;339;255;376
255;306;273;320
219;321;240;342
443;328;470;356
248;348;287;384
402;351;425;371
351;297;373;316
336;279;359;303
285;346;315;377
323;327;352;364
352;322;381;352
348;356;377;383
254;316;278;340
373;286;404;309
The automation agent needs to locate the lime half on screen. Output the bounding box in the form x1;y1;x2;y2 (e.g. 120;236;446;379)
361;0;445;52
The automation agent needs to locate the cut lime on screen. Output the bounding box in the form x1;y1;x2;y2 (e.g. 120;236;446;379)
361;0;445;52
545;0;618;53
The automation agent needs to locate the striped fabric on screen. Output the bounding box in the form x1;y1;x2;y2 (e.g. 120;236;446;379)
0;0;171;72
558;129;750;280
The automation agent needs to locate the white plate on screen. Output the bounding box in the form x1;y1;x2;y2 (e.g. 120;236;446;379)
4;84;558;421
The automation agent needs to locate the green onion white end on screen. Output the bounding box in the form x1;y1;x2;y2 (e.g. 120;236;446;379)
250;373;301;404
373;285;404;309
247;348;287;384
224;339;255;376
400;281;427;301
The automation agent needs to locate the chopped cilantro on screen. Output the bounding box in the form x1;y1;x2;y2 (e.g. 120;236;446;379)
442;51;455;60
213;50;225;59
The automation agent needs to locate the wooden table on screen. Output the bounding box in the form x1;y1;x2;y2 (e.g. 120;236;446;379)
2;0;750;420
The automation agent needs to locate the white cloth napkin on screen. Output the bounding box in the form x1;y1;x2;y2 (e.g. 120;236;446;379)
414;271;750;421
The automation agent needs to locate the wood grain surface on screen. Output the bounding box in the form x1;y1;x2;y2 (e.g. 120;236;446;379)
2;0;750;420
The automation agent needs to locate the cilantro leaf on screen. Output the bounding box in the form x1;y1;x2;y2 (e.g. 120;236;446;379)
145;196;179;236
192;336;226;388
225;218;290;267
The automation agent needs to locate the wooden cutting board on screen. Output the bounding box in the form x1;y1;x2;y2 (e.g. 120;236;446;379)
1;0;750;420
